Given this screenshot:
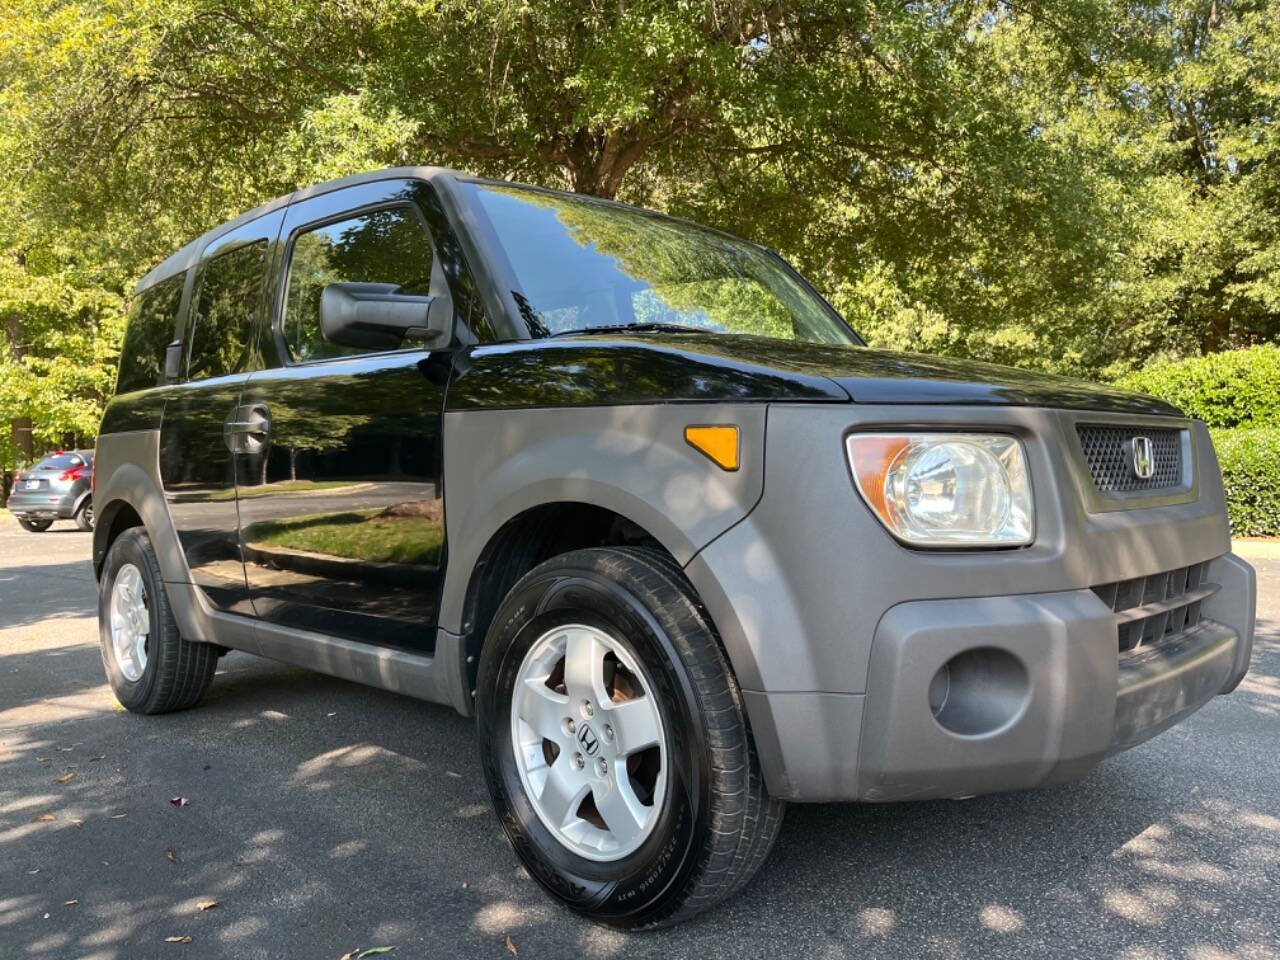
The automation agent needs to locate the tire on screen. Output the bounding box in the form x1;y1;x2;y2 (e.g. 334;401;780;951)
98;527;218;714
75;499;94;532
18;518;53;533
476;546;784;928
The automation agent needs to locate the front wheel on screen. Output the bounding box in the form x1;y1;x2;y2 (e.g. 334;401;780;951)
476;547;784;928
18;518;53;533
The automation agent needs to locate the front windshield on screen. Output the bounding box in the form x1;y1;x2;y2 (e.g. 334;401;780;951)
465;183;860;346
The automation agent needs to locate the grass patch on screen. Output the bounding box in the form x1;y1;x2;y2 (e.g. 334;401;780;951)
246;508;443;566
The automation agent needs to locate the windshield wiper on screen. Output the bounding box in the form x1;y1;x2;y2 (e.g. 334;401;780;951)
546;322;705;338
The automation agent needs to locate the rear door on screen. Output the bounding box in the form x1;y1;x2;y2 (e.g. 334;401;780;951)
158;212;284;612
234;179;455;652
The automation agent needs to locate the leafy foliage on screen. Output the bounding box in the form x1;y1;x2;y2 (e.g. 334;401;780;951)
1211;428;1280;536
0;0;1278;477
1115;345;1280;428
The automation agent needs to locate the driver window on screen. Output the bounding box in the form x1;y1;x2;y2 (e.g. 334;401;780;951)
282;206;434;362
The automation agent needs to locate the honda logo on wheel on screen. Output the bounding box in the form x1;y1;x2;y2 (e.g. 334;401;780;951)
1130;436;1155;480
577;723;600;756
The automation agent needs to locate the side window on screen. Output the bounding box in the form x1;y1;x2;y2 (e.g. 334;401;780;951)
282;206;434;362
115;271;186;395
187;240;267;381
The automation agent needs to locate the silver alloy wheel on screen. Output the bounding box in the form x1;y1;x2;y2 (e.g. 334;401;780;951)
109;563;150;682
511;623;667;862
83;504;94;529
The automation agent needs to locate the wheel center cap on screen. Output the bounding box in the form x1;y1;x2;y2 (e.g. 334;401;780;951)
577;722;601;757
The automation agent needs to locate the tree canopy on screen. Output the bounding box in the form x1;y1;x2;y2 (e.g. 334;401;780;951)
1;0;1277;468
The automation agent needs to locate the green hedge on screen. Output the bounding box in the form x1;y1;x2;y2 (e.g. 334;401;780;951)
1211;427;1280;537
1115;345;1280;428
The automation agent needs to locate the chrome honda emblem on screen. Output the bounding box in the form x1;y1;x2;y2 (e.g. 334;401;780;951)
577;722;600;756
1130;436;1155;480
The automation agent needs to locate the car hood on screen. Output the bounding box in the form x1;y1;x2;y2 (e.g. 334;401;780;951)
452;333;1180;417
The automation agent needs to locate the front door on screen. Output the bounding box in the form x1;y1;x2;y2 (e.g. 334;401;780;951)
159;212;283;612
234;180;451;652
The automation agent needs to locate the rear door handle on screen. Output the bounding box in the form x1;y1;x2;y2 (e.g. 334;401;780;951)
224;405;271;453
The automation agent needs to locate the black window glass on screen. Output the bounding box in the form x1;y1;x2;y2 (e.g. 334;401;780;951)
187;240;267;381
283;207;434;361
116;271;185;395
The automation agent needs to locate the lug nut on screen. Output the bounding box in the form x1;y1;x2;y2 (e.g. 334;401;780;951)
596;758;608;776
565;718;576;735
582;700;594;718
573;753;585;770
603;724;614;741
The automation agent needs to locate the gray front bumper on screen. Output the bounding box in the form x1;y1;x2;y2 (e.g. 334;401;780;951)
853;553;1252;801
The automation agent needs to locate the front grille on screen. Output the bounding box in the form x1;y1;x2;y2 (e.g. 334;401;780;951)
1092;561;1217;654
1076;424;1183;494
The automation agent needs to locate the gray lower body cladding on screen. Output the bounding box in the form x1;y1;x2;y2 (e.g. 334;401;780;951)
686;404;1255;802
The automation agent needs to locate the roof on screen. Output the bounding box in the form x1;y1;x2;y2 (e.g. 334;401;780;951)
132;166;458;295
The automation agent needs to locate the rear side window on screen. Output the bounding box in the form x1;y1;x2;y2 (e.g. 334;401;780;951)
282;207;433;362
116;272;185;395
187;240;268;380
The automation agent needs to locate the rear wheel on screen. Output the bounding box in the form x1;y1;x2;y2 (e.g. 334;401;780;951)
74;500;94;532
18;518;53;533
476;547;784;928
98;527;218;714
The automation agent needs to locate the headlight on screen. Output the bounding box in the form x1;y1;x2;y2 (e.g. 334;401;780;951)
846;433;1034;547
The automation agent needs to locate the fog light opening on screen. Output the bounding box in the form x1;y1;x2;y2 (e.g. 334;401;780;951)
929;647;1030;737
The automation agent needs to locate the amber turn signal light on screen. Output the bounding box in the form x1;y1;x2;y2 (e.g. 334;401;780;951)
684;425;739;471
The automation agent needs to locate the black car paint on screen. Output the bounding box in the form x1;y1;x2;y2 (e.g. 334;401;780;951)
99;167;1183;651
446;332;1180;415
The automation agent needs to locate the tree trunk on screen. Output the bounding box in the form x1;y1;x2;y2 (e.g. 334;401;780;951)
4;313;33;462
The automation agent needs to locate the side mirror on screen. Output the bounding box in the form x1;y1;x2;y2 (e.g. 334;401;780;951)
320;282;452;350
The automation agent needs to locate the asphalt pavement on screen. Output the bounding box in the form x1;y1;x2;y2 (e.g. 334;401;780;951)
1;515;1278;960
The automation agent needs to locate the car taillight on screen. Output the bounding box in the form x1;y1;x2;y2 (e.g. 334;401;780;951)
60;466;88;482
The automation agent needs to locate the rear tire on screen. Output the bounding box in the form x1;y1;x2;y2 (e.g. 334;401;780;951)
75;500;94;532
476;546;784;928
18;518;53;533
98;527;218;714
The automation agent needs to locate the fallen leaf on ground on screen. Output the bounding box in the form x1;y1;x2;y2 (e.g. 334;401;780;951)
169;797;190;807
164;935;193;944
110;814;127;819
71;818;85;828
196;900;219;912
356;949;395;959
165;847;176;863
30;813;55;822
25;868;39;875
53;772;75;784
446;770;462;779
461;881;469;889
64;900;78;906
90;755;106;762
35;756;50;763
326;712;337;717
57;746;74;752
506;935;518;956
